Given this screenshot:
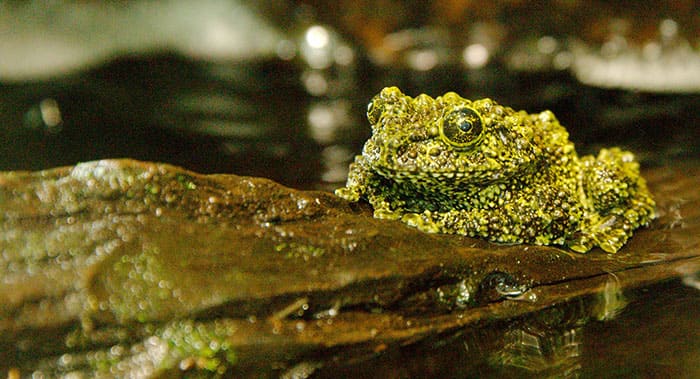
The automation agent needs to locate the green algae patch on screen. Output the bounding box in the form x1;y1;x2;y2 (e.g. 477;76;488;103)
274;242;326;260
46;320;239;377
92;245;177;323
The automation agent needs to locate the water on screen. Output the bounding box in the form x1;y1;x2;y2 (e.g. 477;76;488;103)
1;55;698;187
312;279;700;379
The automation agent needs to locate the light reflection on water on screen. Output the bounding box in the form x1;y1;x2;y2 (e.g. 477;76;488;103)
0;56;368;189
311;278;700;379
2;54;698;191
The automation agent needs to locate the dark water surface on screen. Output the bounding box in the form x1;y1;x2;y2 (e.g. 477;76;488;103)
1;55;699;187
312;278;700;379
1;55;698;377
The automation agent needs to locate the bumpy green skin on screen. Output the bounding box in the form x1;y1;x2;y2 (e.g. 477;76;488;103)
336;87;656;253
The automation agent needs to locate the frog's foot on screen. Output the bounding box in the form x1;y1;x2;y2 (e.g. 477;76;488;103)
399;211;443;233
335;156;376;202
567;215;632;253
334;186;360;202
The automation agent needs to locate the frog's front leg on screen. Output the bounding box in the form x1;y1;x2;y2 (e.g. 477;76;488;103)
335;156;401;219
335;155;372;202
569;148;656;253
397;207;556;245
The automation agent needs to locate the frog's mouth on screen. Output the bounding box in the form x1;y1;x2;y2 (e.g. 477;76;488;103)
372;160;525;187
368;128;539;186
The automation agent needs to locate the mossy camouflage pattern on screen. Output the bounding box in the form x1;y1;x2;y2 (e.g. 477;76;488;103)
336;87;655;253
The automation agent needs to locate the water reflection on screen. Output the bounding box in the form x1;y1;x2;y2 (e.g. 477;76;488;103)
299;24;357;97
572;18;700;93
316;278;699;379
23;98;63;135
681;271;700;291
506;35;573;72
306;99;361;183
475;299;588;379
490;327;583;378
591;273;627;321
487;273;628;377
0;0;285;81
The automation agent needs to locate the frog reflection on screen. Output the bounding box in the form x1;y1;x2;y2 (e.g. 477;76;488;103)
336;87;655;253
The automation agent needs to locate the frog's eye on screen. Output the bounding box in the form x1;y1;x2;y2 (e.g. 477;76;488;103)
366;97;383;125
439;107;484;148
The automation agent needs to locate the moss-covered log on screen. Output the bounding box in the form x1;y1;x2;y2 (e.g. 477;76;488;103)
1;160;698;377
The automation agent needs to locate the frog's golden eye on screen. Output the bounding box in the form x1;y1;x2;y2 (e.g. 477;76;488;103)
439;107;484;148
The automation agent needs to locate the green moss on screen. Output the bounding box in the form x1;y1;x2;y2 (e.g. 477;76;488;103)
275;242;325;260
176;174;198;190
158;320;238;373
69;320;238;377
100;246;176;323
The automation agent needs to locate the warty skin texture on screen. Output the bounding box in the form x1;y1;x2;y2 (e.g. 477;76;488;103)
336;87;655;253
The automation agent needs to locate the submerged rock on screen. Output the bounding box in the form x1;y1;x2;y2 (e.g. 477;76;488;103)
1;159;698;377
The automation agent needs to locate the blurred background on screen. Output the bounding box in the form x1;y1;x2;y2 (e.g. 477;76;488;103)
1;0;698;188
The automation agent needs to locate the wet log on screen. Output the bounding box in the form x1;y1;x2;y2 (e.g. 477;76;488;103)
1;159;698;377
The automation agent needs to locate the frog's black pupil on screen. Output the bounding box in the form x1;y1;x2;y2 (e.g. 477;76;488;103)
440;106;484;147
459;120;473;132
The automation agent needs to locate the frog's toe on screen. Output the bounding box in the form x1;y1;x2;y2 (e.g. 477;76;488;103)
572;213;636;253
334;187;360;202
372;204;404;221
566;233;594;253
596;228;630;253
401;211;442;233
568;227;630;253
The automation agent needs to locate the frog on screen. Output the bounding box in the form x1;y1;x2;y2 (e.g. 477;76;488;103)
335;87;656;253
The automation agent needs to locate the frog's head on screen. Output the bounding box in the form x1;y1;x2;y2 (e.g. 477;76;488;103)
363;87;551;187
